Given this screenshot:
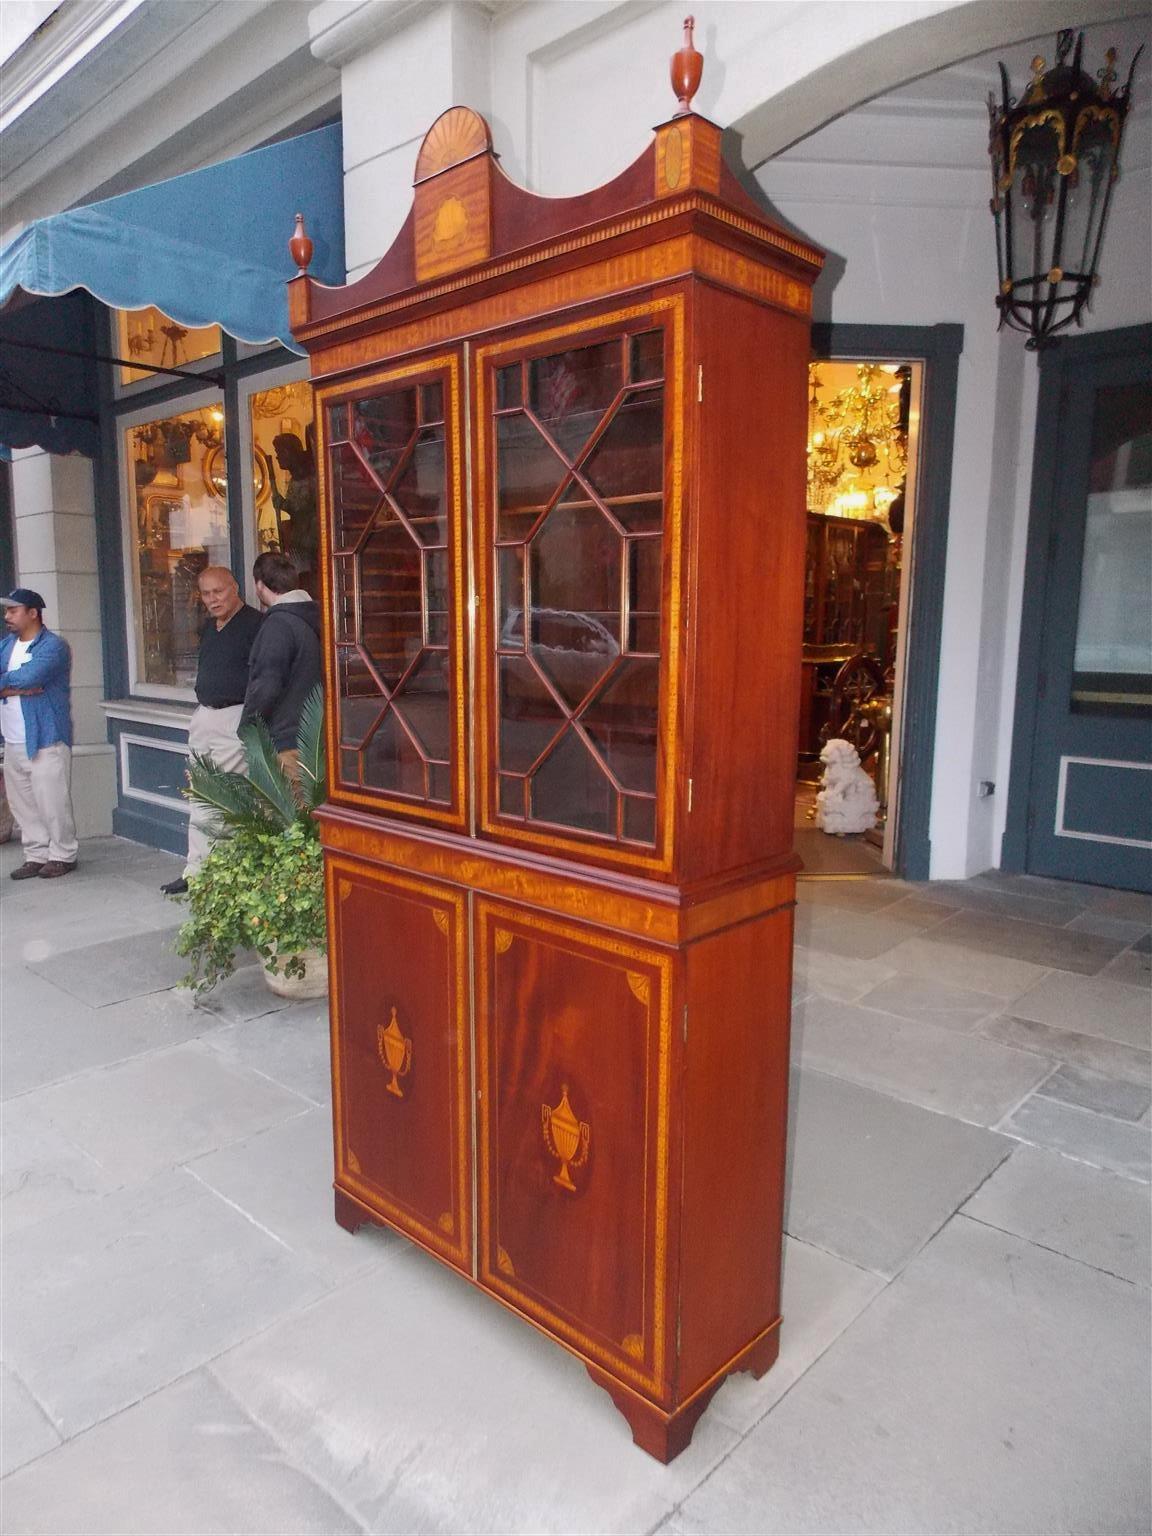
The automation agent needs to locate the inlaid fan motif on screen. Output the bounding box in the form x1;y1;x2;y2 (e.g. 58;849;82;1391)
415;107;492;183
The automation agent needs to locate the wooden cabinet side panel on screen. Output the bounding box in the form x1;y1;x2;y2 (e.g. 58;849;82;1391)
682;285;811;881
677;902;794;1395
327;855;472;1272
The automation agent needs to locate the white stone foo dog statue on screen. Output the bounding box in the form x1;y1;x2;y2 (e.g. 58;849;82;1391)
815;737;879;836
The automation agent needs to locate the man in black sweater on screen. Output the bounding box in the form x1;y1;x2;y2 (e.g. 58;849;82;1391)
162;567;262;895
242;551;323;780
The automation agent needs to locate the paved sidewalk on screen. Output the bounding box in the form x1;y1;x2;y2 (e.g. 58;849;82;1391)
1;836;1149;1534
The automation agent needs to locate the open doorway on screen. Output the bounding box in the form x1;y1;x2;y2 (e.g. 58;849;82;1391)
794;355;924;877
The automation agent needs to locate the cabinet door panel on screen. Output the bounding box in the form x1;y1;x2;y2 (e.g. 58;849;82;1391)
319;356;467;829
475;898;674;1396
473;297;685;876
328;855;471;1273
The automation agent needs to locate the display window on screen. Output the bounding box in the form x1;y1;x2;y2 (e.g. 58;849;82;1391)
246;375;317;592
115;306;222;389
121;394;228;694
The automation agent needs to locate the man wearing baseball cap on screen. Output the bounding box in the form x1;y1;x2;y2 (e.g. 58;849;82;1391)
0;589;78;878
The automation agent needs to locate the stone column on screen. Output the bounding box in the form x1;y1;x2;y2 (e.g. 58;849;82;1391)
8;447;115;837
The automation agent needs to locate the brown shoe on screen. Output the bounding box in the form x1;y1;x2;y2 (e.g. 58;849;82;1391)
9;861;45;880
37;861;77;879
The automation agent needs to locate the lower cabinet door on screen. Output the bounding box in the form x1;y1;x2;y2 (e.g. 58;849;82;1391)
475;896;675;1399
327;854;471;1273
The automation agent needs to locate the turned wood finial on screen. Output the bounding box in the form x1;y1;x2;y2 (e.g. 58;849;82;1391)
670;16;703;116
289;212;313;276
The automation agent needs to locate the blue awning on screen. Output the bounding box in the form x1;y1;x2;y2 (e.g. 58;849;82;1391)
0;122;344;354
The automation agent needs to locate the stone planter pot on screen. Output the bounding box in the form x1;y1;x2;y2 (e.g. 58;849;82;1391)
263;946;328;1000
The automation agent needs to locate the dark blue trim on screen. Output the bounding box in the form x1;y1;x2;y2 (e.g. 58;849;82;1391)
106;713;191;853
1002;322;1152;877
810;323;964;881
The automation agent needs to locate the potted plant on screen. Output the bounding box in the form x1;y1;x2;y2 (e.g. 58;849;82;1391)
173;686;329;999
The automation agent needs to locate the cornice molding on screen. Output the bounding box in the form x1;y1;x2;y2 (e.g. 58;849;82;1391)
0;0;147;132
308;0;499;68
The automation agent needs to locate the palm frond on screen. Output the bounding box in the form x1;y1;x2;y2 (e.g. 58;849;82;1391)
185;754;277;834
295;684;327;812
240;716;303;829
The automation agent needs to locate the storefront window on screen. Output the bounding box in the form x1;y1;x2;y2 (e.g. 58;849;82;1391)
116;306;221;387
126;402;228;688
249;378;317;591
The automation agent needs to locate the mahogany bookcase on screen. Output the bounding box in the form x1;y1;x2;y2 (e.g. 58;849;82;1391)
288;49;822;1460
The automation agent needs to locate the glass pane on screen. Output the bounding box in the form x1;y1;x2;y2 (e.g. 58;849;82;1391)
629;330;664;383
497;413;566;536
391;426;447;546
529;341;621;465
251;378;317;591
362;709;426;797
328;402;349;442
340;747;360;785
499;656;565;773
498;774;525;818
529;503;621;708
627;537;662;652
530;727;615;836
117;307;220;387
337;650;383;745
359;510;423;689
126;403;229;688
497;546;525;651
333;554;356;642
496;365;522;410
1073;383;1152;679
579;389;664;503
352;388;418;484
420;381;444;424
394;649;451;761
428;763;451;803
622;795;656;844
581;658;660;795
426;548;450;646
330;444;380;548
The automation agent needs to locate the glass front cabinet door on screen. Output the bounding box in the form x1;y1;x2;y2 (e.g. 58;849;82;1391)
475;303;682;873
294;92;822;1464
320;356;467;830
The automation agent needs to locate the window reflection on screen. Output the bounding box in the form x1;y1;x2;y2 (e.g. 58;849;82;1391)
128;404;227;687
249;379;317;592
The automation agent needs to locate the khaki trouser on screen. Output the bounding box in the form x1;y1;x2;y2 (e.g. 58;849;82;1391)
2;741;78;865
185;704;246;876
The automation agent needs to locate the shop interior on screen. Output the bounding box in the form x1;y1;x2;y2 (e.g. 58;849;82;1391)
794;357;922;877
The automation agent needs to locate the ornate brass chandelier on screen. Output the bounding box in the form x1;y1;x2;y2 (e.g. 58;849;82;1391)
988;29;1142;348
806;363;908;519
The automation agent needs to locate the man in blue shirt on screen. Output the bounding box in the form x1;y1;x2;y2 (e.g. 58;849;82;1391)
0;589;78;879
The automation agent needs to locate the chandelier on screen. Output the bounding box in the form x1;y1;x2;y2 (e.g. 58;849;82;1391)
806;363;908;520
988;29;1142;348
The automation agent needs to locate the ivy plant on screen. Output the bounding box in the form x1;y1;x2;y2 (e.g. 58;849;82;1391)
172;685;328;996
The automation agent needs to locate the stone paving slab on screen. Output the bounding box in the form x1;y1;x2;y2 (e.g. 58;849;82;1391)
794;993;1053;1126
1;1169;331;1439
202;995;333;1106
785;1070;1013;1277
0;1369;363;1533
0;1365;61;1479
24;1039;314;1184
672;1216;1152;1536
962;1143;1151;1287
187;1109;396;1283
212;1243;738;1535
26;926;188;1005
999;1095;1152;1182
0;968;210;1100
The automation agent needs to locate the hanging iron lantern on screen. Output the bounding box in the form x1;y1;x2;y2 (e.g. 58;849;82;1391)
988;29;1143;348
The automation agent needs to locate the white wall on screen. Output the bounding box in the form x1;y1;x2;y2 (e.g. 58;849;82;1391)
759;24;1151;876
